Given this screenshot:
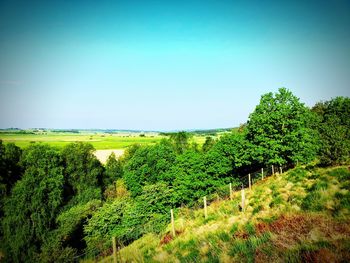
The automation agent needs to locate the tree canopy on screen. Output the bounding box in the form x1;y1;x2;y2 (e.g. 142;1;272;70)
246;88;318;166
2;144;64;262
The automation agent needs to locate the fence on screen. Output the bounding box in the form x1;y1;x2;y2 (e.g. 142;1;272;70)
109;163;293;261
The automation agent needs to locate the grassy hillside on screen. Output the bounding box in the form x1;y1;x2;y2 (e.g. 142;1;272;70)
100;165;350;262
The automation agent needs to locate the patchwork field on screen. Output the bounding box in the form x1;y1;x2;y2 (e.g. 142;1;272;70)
0;132;209;151
0;132;164;150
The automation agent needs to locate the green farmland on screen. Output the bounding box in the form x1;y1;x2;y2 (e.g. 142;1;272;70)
0;133;164;150
0;132;208;150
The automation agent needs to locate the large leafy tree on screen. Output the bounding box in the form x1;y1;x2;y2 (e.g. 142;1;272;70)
104;152;123;187
312;96;350;165
0;141;22;217
202;136;216;152
84;182;173;255
168;150;211;206
205;132;253;177
2;144;64;262
123;140;176;196
169;131;191;154
246;88;318;166
61;142;104;205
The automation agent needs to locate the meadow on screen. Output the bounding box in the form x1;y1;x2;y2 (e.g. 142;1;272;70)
0;132;208;150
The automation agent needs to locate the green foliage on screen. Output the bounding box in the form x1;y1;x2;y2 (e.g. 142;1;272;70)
38;239;77;263
0;141;22;194
169;131;192;154
61;142;104;205
206;132;252;176
125;182;174;236
120;143;142;163
317;96;350;130
104;152;123;188
56;199;101;245
85;182;174;256
202;136;216;152
84;197;131;256
318;115;350;166
1;92;349;262
0;141;22;223
313;97;350;166
123;140;176;196
103;178;130;200
2;144;64;262
246;88;318;166
164;150;227;206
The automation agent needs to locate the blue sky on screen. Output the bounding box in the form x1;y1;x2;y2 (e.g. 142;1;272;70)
0;0;349;130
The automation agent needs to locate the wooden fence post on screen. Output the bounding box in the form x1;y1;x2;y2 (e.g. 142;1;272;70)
280;166;283;174
204;196;208;219
241;187;245;212
170;209;176;237
261;168;264;180
112;236;117;263
229;183;233;200
272;165;274;175
248;173;252;190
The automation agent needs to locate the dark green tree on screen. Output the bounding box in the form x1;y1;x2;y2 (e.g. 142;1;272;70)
246;88;318;166
169;131;191;154
120;143;142;164
104;152;123;188
123;140;176;196
2;144;64;262
0;141;22;217
205;132;253;177
61;142;104;206
312;97;350;165
202;136;216;152
85;182;173;255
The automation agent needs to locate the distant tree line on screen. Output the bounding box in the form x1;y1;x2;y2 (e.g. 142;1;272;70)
0;88;349;262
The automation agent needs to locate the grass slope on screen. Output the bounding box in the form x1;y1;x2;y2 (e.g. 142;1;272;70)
101;165;350;262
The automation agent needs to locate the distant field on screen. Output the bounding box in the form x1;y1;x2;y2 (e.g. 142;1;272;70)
0;133;165;150
0;132;210;150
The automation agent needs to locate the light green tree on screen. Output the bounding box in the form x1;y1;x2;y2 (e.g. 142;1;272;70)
246;88;318;166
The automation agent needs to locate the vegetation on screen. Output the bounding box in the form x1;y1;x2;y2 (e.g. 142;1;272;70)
0;89;349;262
0;132;165;150
246;87;318;166
312;96;350;166
116;165;350;262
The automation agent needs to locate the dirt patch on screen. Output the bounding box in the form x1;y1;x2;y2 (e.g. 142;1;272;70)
300;248;337;263
160;233;173;245
94;149;125;164
160;230;183;245
255;214;350;248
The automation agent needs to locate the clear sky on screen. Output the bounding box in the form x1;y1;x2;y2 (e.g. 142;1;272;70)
0;0;349;130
